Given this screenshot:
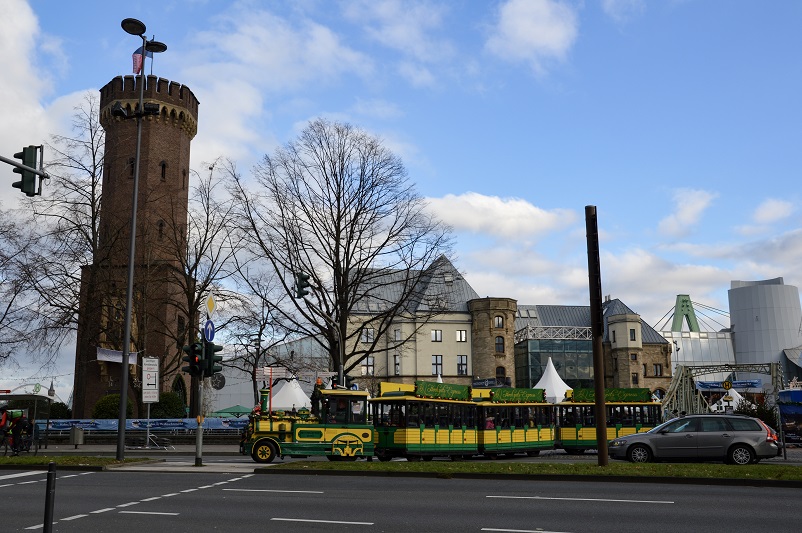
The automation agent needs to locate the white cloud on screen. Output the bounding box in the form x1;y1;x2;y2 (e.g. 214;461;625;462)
350;99;404;120
752;198;793;225
397;62;437;88
657;188;718;239
601;0;646;24
342;0;454;62
426;192;577;240
485;0;578;76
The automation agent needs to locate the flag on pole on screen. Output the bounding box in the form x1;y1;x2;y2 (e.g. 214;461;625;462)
132;46;153;74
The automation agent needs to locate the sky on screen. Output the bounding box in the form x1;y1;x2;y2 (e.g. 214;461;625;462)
2;0;802;401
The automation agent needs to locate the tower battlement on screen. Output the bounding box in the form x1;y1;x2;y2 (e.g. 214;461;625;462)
100;75;199;139
100;75;199;116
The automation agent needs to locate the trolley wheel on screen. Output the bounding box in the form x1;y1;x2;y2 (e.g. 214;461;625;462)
564;449;584;455
526;450;541;457
377;454;392;462
422;455;434;461
251;440;278;464
406;455;422;462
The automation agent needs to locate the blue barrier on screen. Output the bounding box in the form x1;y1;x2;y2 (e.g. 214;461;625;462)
38;417;248;432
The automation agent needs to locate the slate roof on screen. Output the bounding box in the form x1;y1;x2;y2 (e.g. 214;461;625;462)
515;299;668;345
351;255;479;315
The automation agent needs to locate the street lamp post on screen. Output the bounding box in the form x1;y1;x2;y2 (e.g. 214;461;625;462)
115;18;167;461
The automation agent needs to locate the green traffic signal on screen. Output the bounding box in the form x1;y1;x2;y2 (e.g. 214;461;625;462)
204;340;223;378
181;342;203;377
12;145;38;197
294;271;311;298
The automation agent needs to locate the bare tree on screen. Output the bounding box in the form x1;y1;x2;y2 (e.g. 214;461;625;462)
0;205;37;362
229;118;453;379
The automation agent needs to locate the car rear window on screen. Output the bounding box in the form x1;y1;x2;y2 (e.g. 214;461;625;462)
727;418;761;431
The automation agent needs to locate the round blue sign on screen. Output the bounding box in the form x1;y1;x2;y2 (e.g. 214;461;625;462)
204;320;215;342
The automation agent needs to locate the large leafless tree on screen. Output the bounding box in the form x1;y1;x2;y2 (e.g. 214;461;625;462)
229;118;453;379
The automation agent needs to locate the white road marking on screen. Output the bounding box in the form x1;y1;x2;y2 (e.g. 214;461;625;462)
271;518;373;525
180;488;199;493
0;471;41;481
19;480;39;484
120;511;180;516
91;508;115;514
141;497;162;502
25;523;46;530
487;495;674;504
224;488;324;494
161;492;179;497
117;501;140;507
61;514;89;521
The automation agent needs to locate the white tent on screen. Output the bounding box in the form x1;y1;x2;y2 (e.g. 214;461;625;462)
711;388;753;413
269;379;312;411
534;357;572;404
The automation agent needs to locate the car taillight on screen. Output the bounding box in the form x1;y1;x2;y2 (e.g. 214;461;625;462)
758;420;777;442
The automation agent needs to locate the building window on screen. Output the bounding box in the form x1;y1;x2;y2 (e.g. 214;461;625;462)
432;355;442;376
494;316;504;328
653;364;663;377
495;336;504;353
128;157;136;178
456;330;467;342
394;329;401;342
630;353;637;361
457;355;467;376
160;161;167;181
612;330;616;343
630;328;636;341
631;372;639;385
642;364;647;377
182;169;187;189
431;329;442;342
394;355;400;375
613;357;618;371
361;328;375;343
362;356;374;376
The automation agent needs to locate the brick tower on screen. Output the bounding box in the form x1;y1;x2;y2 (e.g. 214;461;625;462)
72;75;199;417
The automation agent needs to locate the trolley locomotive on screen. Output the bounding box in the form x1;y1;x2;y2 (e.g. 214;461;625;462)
243;387;374;463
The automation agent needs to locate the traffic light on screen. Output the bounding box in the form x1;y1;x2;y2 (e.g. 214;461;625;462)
181;342;203;377
12;145;38;197
345;376;358;390
294;272;311;298
204;340;223;378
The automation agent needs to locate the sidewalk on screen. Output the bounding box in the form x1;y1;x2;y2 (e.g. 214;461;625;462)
35;443;242;457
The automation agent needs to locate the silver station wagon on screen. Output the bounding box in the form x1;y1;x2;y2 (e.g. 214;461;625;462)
608;413;781;465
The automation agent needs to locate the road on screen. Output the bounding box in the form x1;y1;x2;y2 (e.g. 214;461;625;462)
3;468;801;532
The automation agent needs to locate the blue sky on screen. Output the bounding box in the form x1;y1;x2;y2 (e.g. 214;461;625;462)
2;0;802;399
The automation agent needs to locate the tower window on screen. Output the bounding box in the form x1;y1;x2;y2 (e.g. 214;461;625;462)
128;157;136;179
495;336;504;353
160;161;168;181
494;316;504;328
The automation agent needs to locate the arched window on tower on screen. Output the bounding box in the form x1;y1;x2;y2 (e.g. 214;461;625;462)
495;336;504;353
128;157;136;179
182;169;187;190
494;315;504;328
160;161;167;181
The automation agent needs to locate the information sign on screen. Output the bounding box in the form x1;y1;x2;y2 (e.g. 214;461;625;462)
142;357;160;403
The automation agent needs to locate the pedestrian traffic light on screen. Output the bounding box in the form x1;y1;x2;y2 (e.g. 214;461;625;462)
204;340;223;378
182;342;203;377
294;271;311;298
12;145;38;197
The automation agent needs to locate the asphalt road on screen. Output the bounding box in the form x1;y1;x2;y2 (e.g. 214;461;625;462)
3;469;801;532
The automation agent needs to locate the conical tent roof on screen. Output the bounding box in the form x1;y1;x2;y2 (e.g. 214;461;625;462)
270;379;312;410
711;387;753;412
534;357;572;404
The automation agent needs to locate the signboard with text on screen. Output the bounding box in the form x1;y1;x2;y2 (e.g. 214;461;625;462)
142;357;160;404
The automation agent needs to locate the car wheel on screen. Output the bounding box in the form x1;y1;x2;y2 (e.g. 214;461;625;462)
627;444;652;463
728;445;754;465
